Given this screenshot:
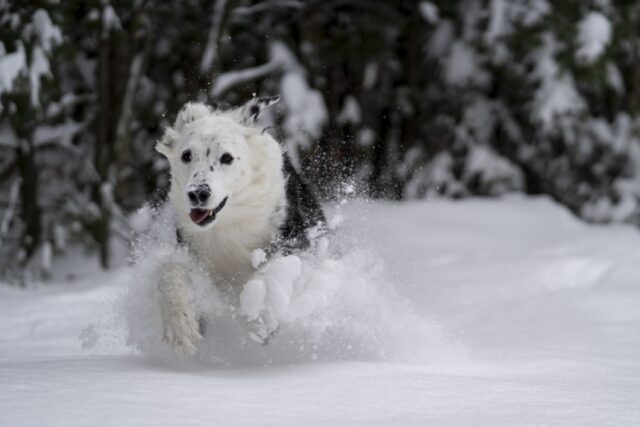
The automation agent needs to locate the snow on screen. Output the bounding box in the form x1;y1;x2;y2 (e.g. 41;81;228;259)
356;127;375;146
281;72;328;154
102;5;121;35
199;0;229;74
462;97;496;143
0;9;61;110
582;193;637;223
530;33;585;130
267;41;328;153
211;61;280;97
41;241;52;277
2;197;640;425
115;52;145;143
211;41;293;96
405;151;462;198
443;41;489;87
250;248;267;269
232;0;304;17
337;95;361;125
0;42;26;99
576;11;612;64
463;145;524;194
418;2;439;24
515;0;550;27
31;9;62;53
485;0;506;41
484;0;551;34
606;61;625;93
33;119;84;146
28;46;50;106
427;20;455;58
363;62;378;89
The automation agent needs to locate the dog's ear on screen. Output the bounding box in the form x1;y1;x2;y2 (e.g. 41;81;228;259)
174;102;212;130
237;96;280;125
156;127;178;156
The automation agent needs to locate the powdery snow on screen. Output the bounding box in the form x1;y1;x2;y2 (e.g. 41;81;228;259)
1;197;640;425
211;61;280;97
281;72;327;149
484;0;551;37
209;40;295;96
530;33;585;129
0;42;26;97
0;9;61;110
606;61;625;93
418;2;439;24
485;0;506;41
28;46;50;106
33;119;84;146
443;41;490;87
31;9;62;53
337;95;362;125
576;11;612;64
101;5;122;35
463;145;524;194
199;0;229;74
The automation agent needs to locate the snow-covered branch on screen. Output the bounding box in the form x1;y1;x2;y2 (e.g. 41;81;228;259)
45;93;97;119
101;5;122;38
211;41;298;97
115;52;145;145
36;141;101;183
211;60;282;97
200;0;229;74
232;0;304;17
33;120;85;146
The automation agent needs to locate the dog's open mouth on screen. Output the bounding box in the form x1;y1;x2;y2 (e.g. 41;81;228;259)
189;197;228;227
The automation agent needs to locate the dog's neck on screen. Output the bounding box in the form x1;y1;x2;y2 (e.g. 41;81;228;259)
173;133;287;286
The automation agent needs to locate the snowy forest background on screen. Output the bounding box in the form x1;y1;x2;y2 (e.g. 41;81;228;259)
1;0;640;281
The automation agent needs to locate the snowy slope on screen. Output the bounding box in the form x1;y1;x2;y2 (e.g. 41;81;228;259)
1;197;640;426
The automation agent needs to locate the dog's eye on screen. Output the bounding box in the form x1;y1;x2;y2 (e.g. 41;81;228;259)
181;150;192;163
220;153;233;165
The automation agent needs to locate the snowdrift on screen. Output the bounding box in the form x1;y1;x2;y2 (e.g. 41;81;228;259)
1;196;640;426
123;200;457;365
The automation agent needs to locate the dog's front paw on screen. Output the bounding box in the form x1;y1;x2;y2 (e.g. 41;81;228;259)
161;309;203;356
246;312;279;345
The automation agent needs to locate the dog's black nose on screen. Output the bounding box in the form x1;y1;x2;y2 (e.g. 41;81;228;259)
187;185;211;205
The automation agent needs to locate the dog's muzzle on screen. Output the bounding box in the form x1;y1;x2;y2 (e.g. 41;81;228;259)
189;196;228;227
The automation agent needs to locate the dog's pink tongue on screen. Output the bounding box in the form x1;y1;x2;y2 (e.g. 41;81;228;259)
189;209;209;224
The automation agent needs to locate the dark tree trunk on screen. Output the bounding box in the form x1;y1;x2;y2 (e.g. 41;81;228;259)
93;25;114;269
16;138;40;263
370;105;392;198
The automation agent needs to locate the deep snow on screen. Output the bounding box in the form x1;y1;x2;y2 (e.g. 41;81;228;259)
1;197;640;426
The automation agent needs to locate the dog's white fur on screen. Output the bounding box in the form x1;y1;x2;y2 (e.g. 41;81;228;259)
155;101;287;354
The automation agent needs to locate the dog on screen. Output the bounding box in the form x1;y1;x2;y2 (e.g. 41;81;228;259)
154;97;325;354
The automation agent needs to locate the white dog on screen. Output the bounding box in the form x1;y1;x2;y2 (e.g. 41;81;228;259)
154;97;325;354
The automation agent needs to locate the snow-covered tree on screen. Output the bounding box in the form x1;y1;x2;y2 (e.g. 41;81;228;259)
0;3;66;279
3;0;640;281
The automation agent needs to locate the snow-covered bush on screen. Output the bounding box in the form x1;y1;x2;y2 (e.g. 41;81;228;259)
402;0;640;224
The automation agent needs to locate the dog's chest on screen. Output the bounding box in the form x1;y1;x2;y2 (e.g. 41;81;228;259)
184;210;282;286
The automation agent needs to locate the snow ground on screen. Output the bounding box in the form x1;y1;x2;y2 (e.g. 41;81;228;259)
1;196;640;426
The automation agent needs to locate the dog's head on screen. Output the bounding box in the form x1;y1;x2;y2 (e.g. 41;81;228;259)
156;96;279;230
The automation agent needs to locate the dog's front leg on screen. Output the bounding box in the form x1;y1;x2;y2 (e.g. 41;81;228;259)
158;262;202;355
